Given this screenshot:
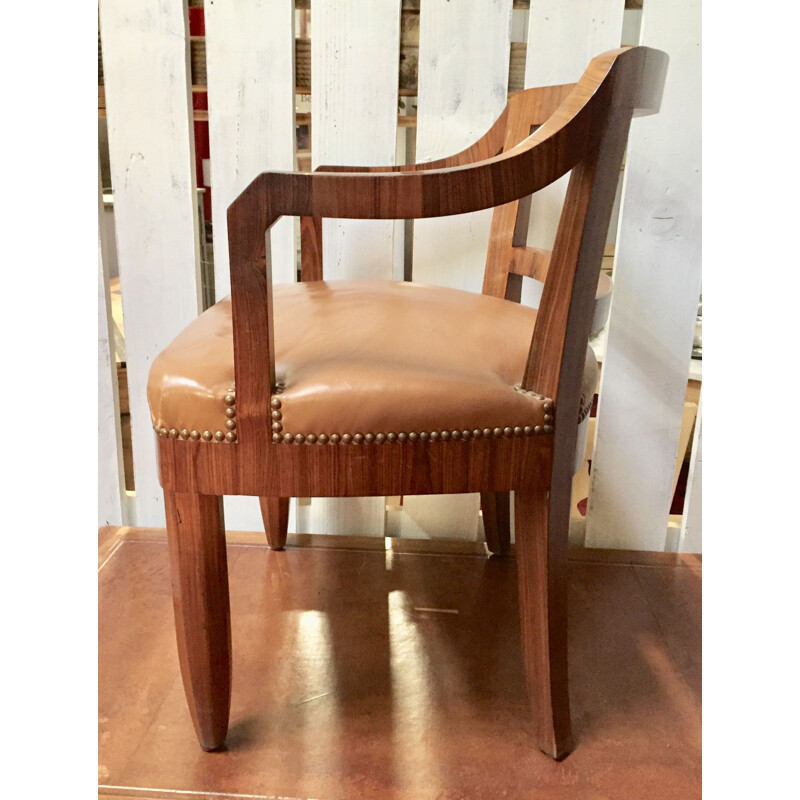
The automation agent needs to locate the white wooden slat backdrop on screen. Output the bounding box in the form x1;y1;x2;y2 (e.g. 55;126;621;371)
521;0;625;308
401;0;514;543
204;0;297;533
98;171;126;528
97;1;702;553
100;0;202;527
297;0;402;537
586;0;702;550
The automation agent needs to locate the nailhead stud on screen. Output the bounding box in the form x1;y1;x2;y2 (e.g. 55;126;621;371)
429;431;439;441
503;427;513;437
387;432;397;442
493;428;503;438
408;432;419;441
543;402;552;412
180;429;190;439
419;432;429;441
398;432;408;442
214;431;225;441
534;425;543;435
543;425;554;434
225;431;237;443
376;433;386;443
224;394;235;406
158;427;167;437
462;430;471;439
169;429;179;439
513;427;523;436
341;434;352;444
450;430;460;440
226;407;236;419
330;433;341;444
307;433;317;443
270;398;282;409
524;426;533;435
294;434;305;444
544;414;553;423
318;434;329;444
283;433;293;443
190;430;200;440
353;433;364;444
273;433;282;443
483;428;492;438
365;433;375;443
226;420;237;430
203;431;213;441
272;422;283;432
440;431;450;441
271;410;282;420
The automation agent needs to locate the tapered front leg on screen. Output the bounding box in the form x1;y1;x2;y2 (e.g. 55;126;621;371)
514;486;572;760
165;491;231;751
259;497;290;550
481;491;511;555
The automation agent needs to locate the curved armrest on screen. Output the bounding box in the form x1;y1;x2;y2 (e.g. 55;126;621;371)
227;46;668;445
312;81;580;176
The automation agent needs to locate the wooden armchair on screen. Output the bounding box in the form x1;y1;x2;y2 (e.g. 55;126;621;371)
147;46;667;760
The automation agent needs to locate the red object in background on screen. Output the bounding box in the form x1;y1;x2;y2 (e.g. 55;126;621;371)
189;7;212;222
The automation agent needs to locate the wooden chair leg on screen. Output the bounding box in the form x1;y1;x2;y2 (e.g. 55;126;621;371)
481;490;511;555
259;497;290;550
165;490;231;751
514;486;572;760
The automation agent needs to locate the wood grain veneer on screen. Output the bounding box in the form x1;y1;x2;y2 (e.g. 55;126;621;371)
156;46;667;760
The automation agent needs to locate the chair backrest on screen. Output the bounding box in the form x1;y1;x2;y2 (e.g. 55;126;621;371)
481;83;577;303
225;47;667;455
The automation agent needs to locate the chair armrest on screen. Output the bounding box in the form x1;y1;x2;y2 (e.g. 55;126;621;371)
226;46;668;446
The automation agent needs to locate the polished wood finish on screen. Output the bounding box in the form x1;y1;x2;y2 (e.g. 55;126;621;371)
515;487;571;758
164;491;231;751
100;532;700;798
158;47;667;759
480;491;511;556
299;215;323;281
259;496;289;550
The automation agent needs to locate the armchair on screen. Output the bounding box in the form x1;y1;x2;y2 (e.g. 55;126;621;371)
147;46;667;759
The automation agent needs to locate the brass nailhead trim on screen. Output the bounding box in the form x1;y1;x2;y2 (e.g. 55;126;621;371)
145;389;560;446
268;423;556;443
261;389;556;445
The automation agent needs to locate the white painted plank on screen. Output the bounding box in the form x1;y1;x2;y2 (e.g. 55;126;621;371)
679;397;702;554
586;0;702;550
204;0;297;533
205;0;296;297
98;171;126;528
521;1;624;303
100;0;202;526
413;0;513;294
311;0;400;281
403;0;513;540
297;0;401;537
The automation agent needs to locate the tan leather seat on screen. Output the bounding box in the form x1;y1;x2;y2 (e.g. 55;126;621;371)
148;280;596;443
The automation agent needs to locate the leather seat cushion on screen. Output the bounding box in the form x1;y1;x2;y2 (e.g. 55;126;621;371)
147;280;596;441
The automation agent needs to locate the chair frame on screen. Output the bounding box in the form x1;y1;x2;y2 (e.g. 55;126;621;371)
156;46;666;760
